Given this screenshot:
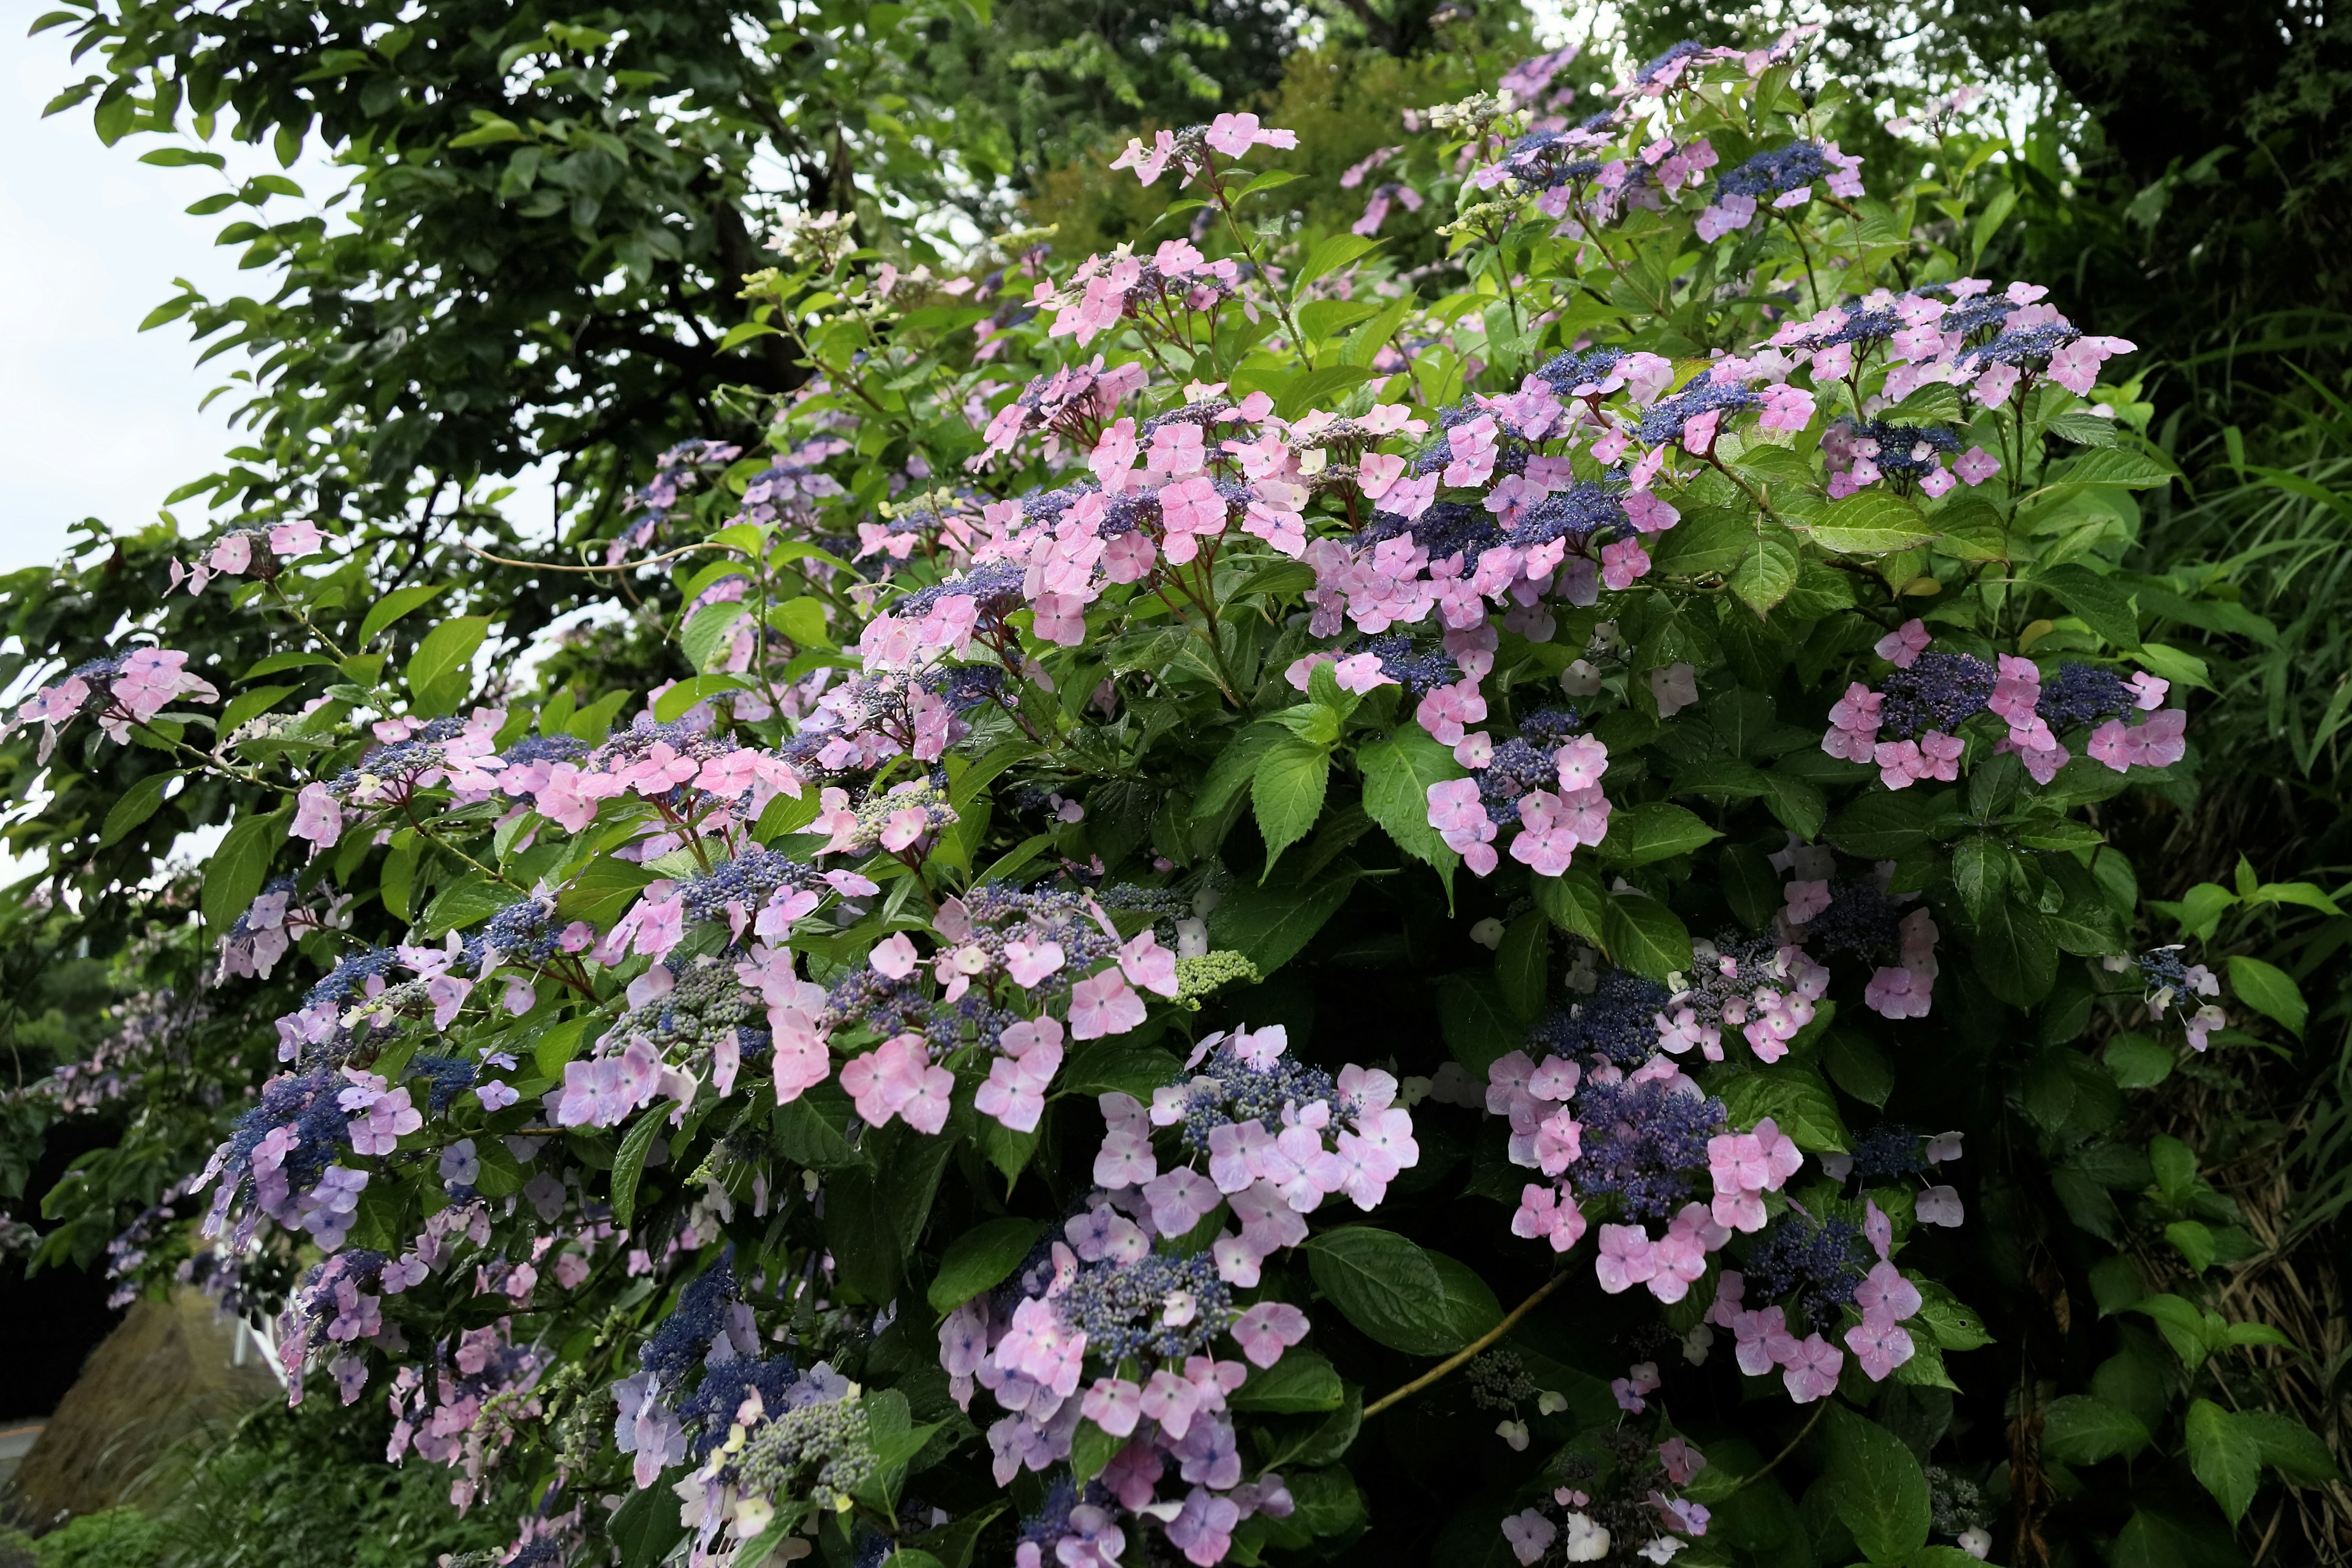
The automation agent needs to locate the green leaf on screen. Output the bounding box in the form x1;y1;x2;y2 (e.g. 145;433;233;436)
1823;1405;1932;1562
1426;1250;1503;1344
2236;1410;2343;1487
1495;912;1551;1019
679;601;750;671
406;614;491;714
2060;446;2178;489
2184;1399;2262;1524
1359;726;1463;884
1808;488;1937;554
1437;972;1521;1076
2166;1219;2217;1273
1291;234;1381;299
357;583;451;647
1238;167;1302;198
1730;530;1801;612
1532;865;1608;946
2035;563;2141;648
2105;1032;2175;1088
2226;954;2305;1036
1972;898;2058;1006
1827;791;1936;860
1253;737;1331;873
609;1110;666;1230
424;872;511;938
927;1218;1043;1314
2041;1394;2152;1464
1596;801;1721;867
1274;363;1380;421
2133;641;2212;692
202;810;290;929
608;1477;685;1568
99;772;176;847
1716;1065;1849;1152
1822;1031;1894;1108
1229;560;1318;601
140;146;228;170
1303;1227;1461;1357
1227;1351;1344;1414
1602;893;1692;979
1197;724;1284;817
1913;1281;1993;1350
1206;873;1354;975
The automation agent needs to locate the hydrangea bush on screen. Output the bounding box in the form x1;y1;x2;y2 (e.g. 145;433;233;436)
7;30;2342;1568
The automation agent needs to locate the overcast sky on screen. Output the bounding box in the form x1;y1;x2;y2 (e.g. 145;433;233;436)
0;20;332;573
0;7;1619;583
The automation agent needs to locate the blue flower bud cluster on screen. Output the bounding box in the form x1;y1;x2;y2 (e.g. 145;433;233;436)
468;895;562;973
1167;1039;1351;1157
1055;1248;1234;1362
1802;880;1903;962
642;1255;740;1385
409;1054;480;1114
2036;663;2138;730
1717;141;1833;202
1526;971;1672;1068
1876;650;1995;739
1857;420;1961;481
1743;1213;1864;1327
1849;1123;1927;1179
1512;483;1633;550
1533;347;1626;396
1344;634;1460;697
677;849;824;924
1634;379;1762;446
1570;1074;1728;1221
226;1068;360;1188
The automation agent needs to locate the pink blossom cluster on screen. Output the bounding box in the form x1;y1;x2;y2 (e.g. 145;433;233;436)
978;355;1150;462
1650;938;1831;1064
1766;281;2136;407
1034;242;1249;349
1108;114;1299;187
10;646;220;761
938;1206;1309;1564
1491;1052;1800;1299
1136;1031;1421;1224
170;518;326;594
1423;732;1613;878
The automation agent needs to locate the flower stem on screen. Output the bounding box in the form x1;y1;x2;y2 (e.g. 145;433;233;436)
1363;1272;1566;1418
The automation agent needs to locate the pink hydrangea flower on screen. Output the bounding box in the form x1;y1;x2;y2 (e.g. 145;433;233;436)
1204;112;1299;158
1781;1333;1844;1402
1068;968;1147;1040
1874;619;1931;668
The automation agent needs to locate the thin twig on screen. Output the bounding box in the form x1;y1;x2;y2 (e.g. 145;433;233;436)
1363;1273;1566;1418
1730;1401;1830;1494
462;540;720;575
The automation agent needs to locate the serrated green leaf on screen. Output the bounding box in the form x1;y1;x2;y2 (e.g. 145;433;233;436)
927;1218;1044;1314
1359;726;1464;884
358;583;451;647
1602;893;1691;979
2041;1394;2152;1464
2035;563;2141;649
1823;1405;1931;1562
99;772;176;847
1304;1227;1465;1356
202;809;290;929
2184;1399;2261;1523
1597;801;1721;867
2226;954;2304;1036
608;1109;665;1230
